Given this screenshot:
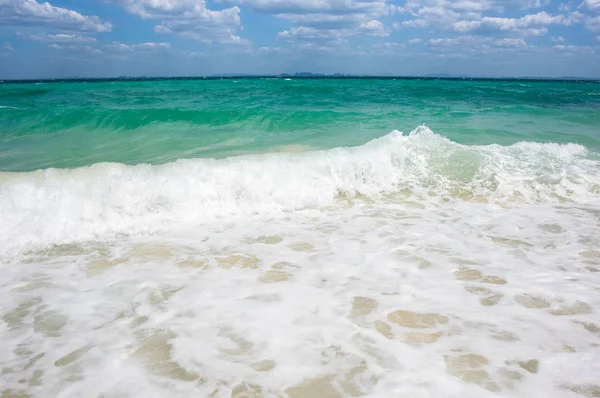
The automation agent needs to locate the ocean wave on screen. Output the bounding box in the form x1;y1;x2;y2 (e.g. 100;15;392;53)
1;126;599;256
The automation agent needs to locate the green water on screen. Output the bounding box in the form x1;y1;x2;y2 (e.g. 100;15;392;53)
1;78;599;171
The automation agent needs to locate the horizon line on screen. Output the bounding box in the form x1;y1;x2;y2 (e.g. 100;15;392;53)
2;74;599;84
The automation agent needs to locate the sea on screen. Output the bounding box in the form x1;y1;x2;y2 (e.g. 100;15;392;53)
1;77;599;398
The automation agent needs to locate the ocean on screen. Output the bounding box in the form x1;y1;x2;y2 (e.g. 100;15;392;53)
1;77;599;397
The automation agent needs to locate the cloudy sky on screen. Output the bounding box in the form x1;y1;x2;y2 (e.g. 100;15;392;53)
0;0;599;78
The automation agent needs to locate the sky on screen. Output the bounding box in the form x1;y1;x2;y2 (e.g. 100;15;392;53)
0;0;599;78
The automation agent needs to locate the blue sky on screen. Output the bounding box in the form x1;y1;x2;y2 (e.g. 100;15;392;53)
0;0;599;78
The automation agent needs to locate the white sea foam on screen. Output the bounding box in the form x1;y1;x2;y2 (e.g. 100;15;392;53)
1;126;600;397
0;126;598;257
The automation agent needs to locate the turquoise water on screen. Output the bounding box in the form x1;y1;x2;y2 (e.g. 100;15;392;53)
1;78;599;171
2;78;600;398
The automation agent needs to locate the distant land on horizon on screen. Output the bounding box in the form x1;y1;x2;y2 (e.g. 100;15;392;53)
206;72;600;80
1;72;599;83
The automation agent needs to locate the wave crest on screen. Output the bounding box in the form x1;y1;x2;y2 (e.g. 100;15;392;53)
1;126;598;256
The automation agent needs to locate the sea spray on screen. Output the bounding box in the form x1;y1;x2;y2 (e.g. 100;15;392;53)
1;126;598;257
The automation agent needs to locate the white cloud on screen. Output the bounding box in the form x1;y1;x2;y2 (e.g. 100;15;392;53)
0;0;112;32
408;38;422;44
230;0;594;54
166;49;207;58
230;0;393;49
519;10;570;24
560;4;570;12
113;0;237;21
277;19;389;45
358;19;389;36
278;26;341;41
274;12;354;26
580;0;600;12
257;46;288;54
111;0;247;45
3;42;13;51
291;41;349;52
566;10;585;23
552;43;595;53
402;0;549;16
426;36;529;54
47;41;176;59
551;35;565;42
277;26;350;53
103;42;172;51
398;19;428;28
372;41;405;54
233;0;391;26
185;51;206;57
49;43;103;54
586;15;600;31
451;11;571;36
559;1;599;34
395;0;588;39
219;35;252;46
17;32;97;43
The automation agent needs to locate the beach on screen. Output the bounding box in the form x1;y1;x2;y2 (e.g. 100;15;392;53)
1;78;600;397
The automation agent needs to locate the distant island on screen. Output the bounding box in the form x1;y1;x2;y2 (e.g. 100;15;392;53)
212;72;354;78
208;72;598;80
1;73;598;84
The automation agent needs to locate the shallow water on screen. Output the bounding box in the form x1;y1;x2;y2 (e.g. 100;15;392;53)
1;78;599;171
2;198;600;397
1;79;600;397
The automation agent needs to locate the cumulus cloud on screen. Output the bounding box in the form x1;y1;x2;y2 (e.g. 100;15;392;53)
45;39;220;64
586;15;600;31
103;41;171;51
220;0;596;56
572;0;599;34
17;32;97;43
278;26;341;41
399;0;575;37
0;0;112;32
358;19;389;36
257;46;288;54
278;26;353;52
109;0;247;45
154;19;248;45
426;36;529;55
229;0;393;49
373;42;405;48
396;18;428;28
49;43;103;55
46;40;186;63
233;0;391;27
552;43;595;54
580;0;600;12
372;41;406;54
277;18;389;47
400;0;549;16
450;11;572;36
291;40;351;52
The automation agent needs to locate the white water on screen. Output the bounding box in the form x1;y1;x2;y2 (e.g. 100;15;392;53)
1;126;599;258
1;127;600;397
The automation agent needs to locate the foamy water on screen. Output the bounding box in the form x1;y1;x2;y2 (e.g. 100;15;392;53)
1;128;600;397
